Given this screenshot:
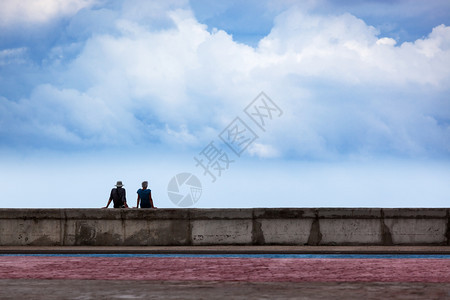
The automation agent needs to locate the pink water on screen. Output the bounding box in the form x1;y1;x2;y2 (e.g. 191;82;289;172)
1;257;449;282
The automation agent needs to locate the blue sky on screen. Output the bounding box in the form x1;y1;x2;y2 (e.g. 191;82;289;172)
0;0;449;208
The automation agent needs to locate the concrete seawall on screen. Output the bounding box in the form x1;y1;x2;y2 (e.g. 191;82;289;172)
0;208;448;246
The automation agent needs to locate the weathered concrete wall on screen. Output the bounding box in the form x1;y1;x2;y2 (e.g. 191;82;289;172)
0;208;448;246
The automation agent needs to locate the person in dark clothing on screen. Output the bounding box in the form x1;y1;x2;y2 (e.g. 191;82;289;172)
136;181;156;208
103;181;128;208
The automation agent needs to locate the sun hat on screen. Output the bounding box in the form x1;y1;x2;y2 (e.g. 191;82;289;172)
115;181;124;187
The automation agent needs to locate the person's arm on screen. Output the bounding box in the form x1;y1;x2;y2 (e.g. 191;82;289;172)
103;198;112;208
149;191;156;208
122;189;128;208
103;191;113;208
136;195;140;208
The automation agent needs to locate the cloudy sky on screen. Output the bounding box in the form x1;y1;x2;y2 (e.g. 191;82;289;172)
1;0;449;208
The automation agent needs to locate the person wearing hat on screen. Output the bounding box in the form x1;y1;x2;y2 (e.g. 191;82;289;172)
103;181;128;208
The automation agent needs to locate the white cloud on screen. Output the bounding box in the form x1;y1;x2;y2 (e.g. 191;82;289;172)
376;37;396;46
0;84;140;146
0;48;28;65
164;124;198;147
0;0;97;27
248;143;280;158
258;9;450;86
1;5;449;159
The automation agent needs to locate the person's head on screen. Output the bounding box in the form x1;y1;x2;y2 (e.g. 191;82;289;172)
115;181;124;188
142;181;148;189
